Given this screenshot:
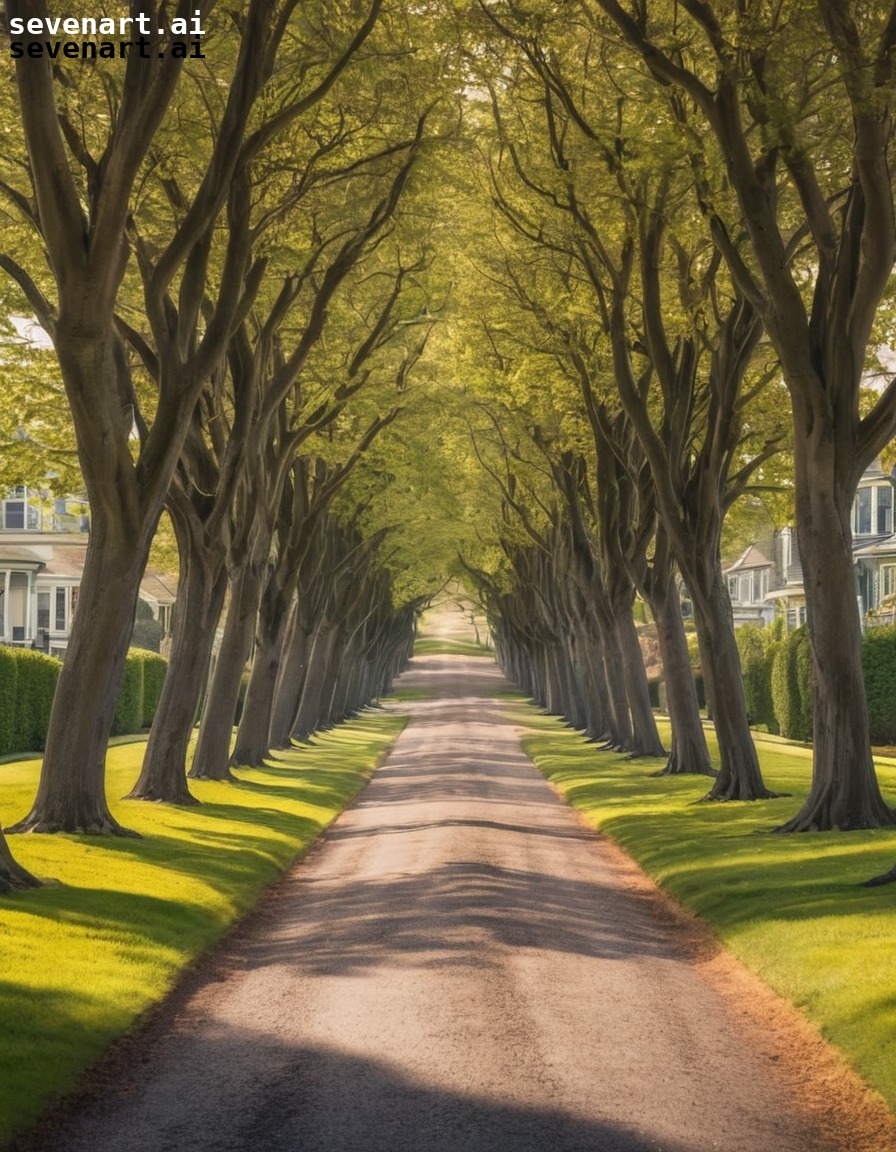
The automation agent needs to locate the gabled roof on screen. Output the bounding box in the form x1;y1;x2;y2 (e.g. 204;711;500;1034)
140;570;177;604
723;544;772;575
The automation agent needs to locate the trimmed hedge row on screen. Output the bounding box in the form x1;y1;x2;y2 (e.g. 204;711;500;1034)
112;648;168;737
0;646;167;756
770;626;813;741
863;626;896;746
667;623;896;747
0;648;61;757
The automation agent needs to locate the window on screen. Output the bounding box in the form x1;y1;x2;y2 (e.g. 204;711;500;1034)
3;501;24;530
853;484;894;537
855;488;872;535
727;576;738;600
37;587;70;632
882;565;896;600
879;486;894;535
739;573;753;603
55;588;66;631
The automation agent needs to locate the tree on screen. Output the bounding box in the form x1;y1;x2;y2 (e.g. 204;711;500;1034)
0;827;38;894
469;22;776;793
587;0;896;827
0;0;384;833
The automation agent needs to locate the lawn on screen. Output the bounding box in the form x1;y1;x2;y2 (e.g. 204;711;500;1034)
412;636;494;657
0;711;407;1144
513;705;896;1114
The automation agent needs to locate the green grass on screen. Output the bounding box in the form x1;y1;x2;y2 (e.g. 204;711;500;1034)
0;711;407;1143
513;705;896;1113
412;637;494;657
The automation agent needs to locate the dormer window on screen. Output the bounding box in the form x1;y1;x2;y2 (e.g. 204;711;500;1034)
853;483;894;537
2;486;40;530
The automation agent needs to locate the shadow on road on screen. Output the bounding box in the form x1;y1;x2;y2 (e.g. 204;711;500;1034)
16;1037;696;1152
235;857;692;976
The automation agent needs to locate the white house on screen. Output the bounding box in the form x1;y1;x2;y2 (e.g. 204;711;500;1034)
0;486;175;657
723;460;896;630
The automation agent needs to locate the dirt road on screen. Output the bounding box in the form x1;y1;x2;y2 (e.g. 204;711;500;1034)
22;620;884;1151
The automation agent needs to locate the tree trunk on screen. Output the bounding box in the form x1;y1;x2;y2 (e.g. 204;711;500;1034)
9;520;146;835
310;623;346;731
693;571;775;801
651;585;713;776
593;601;634;750
189;562;265;781
231;602;291;767
0;827;40;892
269;603;313;748
292;621;341;741
127;539;228;803
646;533;713;776
569;603;610;742
615;608;666;757
777;458;896;830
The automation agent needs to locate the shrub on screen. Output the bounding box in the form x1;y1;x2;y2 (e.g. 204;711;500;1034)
12;649;61;753
0;647;18;756
794;628;814;740
139;650;167;728
772;627;813;741
131;617;163;653
112;650;145;736
863;626;896;745
736;624;779;733
130;599;164;653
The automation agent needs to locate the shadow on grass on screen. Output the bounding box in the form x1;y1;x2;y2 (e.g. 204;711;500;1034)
0;979;137;1141
519;728;896;938
6;880;223;945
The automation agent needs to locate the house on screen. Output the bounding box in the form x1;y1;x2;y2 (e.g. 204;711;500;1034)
724;543;775;627
724;460;896;630
0;486;176;657
761;525;808;630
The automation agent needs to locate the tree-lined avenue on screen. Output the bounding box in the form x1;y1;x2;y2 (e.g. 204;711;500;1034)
23;607;849;1152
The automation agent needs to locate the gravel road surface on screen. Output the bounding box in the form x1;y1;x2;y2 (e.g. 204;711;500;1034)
20;612;887;1151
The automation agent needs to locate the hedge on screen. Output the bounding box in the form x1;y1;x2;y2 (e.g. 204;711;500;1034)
140;650;168;728
771;626;813;742
0;645;168;756
0;647;18;756
112;650;145;737
652;619;896;747
0;648;61;757
863;625;896;745
735;624;779;733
